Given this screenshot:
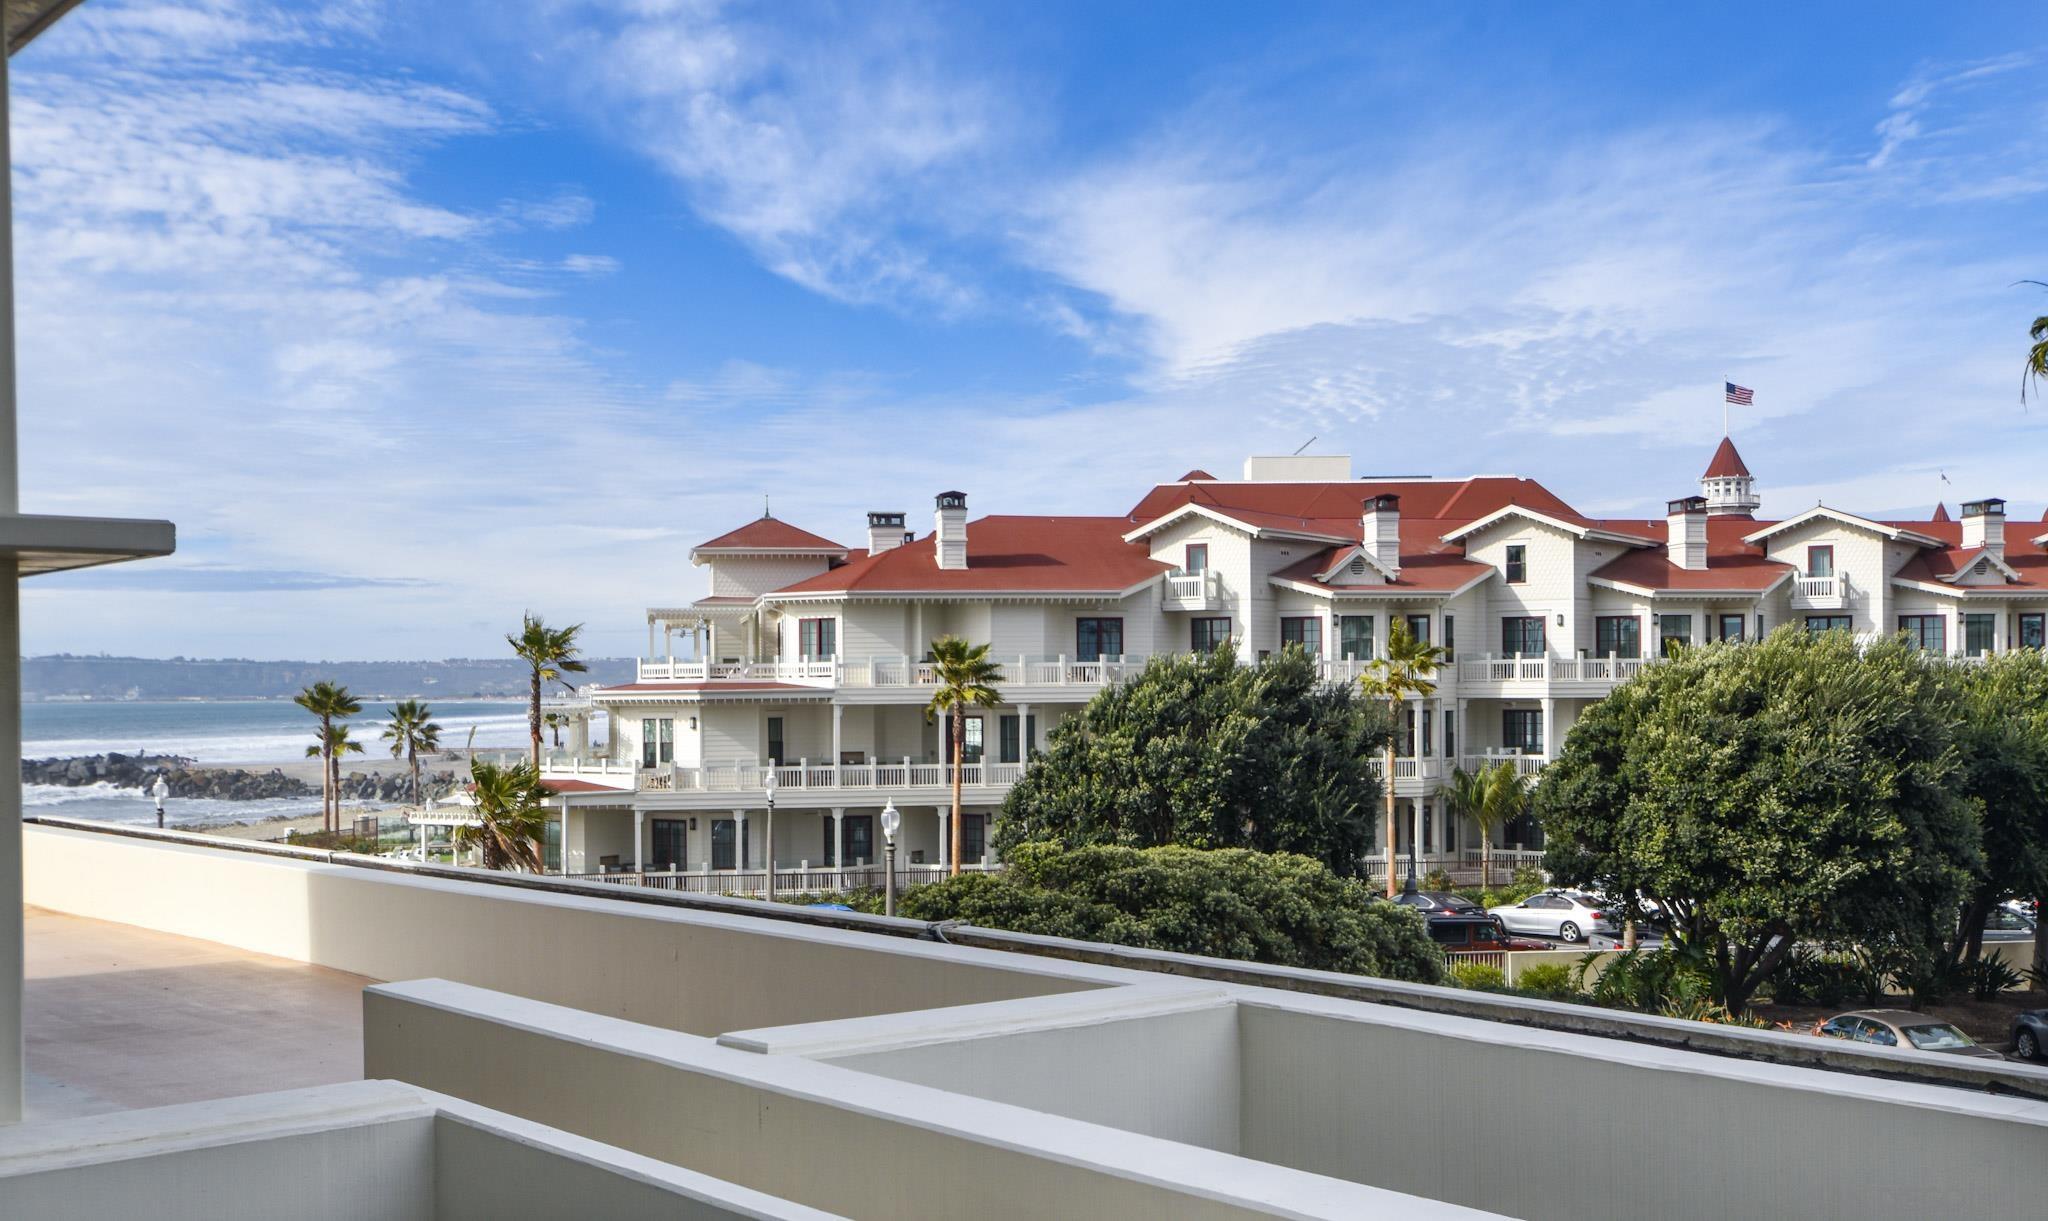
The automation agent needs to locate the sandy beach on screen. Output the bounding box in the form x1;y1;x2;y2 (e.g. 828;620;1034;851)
182;745;514;842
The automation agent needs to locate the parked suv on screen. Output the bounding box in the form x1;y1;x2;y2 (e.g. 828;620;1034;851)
1488;891;1618;943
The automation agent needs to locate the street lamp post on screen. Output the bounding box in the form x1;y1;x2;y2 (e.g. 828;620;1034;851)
150;774;169;829
880;799;901;918
763;767;777;901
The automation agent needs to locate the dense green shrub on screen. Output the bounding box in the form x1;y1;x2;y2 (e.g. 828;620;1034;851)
1421;868;1455;892
894;842;1443;983
1765;948;1863;1008
1514;962;1577;999
1448;961;1507;991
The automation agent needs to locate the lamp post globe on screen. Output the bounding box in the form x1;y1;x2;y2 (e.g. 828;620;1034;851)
880;799;901;918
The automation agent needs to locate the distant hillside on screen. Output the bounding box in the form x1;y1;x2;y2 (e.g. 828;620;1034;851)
23;655;640;701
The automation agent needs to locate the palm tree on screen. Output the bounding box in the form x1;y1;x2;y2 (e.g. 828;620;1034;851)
923;635;1003;875
457;756;550;872
508;613;588;770
307;722;366;831
543;711;566;749
295;681;361;833
381;699;443;807
1359;621;1447;896
2025;280;2048;404
1478;760;1529;890
1442;765;1490;887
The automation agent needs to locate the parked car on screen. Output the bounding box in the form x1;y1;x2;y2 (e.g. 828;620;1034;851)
1983;906;2037;942
2013;1011;2048;1063
1488;891;1618;944
1813;1010;2006;1061
1422;912;1547;953
1387;890;1485;917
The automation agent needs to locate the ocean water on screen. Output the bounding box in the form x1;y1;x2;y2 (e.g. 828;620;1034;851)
21;698;564;827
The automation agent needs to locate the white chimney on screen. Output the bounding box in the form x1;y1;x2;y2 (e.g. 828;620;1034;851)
1361;494;1400;576
1961;498;2006;559
1665;496;1708;571
866;511;907;554
934;491;968;570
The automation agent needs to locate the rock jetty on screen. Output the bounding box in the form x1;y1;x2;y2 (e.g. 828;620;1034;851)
23;752;459;803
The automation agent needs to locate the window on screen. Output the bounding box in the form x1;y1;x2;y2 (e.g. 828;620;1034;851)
1280;616;1323;654
1339;615;1374;660
998;714;1038;763
798;617;837;659
1405;614;1431;645
1658;614;1692;656
1503;709;1543;754
640;717;673;768
945;715;985;763
1076;617;1123;661
650;819;686;871
1501;616;1545;656
1717;613;1746;643
1805;615;1852;636
1898;615;1946;653
1964;613;1996;657
1594;616;1640;659
2021;613;2045;649
842;815;874;866
1442;615;1454;661
1191;617;1232;653
1505;544;1527;584
1444;709;1456;759
959;813;988;865
1420;707;1433;756
711;819;736;871
1806;545;1834;578
1183;543;1208;573
766;716;784;766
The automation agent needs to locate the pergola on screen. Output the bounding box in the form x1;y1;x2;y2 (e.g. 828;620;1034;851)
1;0;180;1123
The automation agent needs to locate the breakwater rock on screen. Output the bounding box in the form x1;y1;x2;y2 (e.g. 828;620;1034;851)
23;752;461;804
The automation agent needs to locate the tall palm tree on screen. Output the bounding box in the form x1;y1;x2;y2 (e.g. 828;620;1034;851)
543;711;566;749
1442;765;1490;887
381;699;443;807
508;613;588;770
1359;621;1446;896
295;681;361;833
923;635;1003;875
1479;760;1529;890
457;756;550;872
2025;281;2048;404
306;721;366;832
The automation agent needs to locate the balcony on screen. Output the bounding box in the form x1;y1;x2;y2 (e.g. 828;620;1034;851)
631;654;1148;690
1456;653;1647;695
565;861;1002;898
1160;568;1223;611
1457;751;1550;778
543;754;1030;800
1789;572;1849;611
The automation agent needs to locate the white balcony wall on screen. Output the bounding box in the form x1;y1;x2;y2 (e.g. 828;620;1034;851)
841;601;905;659
1756;520;1889;632
1145;516;1251;654
706;555;835;600
1462;518;1574;657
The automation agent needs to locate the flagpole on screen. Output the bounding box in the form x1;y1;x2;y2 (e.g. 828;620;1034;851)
1722;377;1729;438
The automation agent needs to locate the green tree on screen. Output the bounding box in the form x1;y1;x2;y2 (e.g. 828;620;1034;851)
458;757;551;872
381;699;443;807
896;842;1443;983
1533;628;1980;1009
508;613;588;770
995;647;1389;878
1359;621;1446;895
924;635;1003;874
1946;652;2048;978
1444;761;1525;890
306;721;366;829
294;681;361;833
2024;279;2048;403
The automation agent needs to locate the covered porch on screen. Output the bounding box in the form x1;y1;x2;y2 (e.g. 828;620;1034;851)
557;798;1003;884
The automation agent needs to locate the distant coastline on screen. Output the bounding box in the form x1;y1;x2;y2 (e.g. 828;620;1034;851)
23;654;637;701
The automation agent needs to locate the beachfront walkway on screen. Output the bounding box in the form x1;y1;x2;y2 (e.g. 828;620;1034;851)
23;906;370;1121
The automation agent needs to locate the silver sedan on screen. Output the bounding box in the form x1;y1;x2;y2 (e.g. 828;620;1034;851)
1488;891;1618;944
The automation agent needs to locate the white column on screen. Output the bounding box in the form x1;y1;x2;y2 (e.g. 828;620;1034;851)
830;808;845;874
558;800;570;875
912;603;924;658
937;807;950;870
831;703;844;769
0;39;23;1124
632;808;644;873
1018;703;1033;760
647;619;656;658
734;809;748;870
1541;697;1556;759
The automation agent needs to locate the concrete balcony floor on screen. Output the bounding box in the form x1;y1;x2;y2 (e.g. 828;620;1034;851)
23;906;368;1121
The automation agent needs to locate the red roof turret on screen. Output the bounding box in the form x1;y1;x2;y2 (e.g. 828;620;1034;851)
1702;436;1752;479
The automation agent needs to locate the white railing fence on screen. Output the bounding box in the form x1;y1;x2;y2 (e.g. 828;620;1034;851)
564;861;1002;898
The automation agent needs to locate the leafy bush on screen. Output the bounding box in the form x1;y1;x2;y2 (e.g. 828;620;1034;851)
1448;961;1507;991
1966;957;2026;1000
1514;962;1578;999
1511;865;1545;887
1455;881;1545;909
895;842;1445;984
1422;868;1456;892
1577;947;1716;1013
1767;948;1864;1008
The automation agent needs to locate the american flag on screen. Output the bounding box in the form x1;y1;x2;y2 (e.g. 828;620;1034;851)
1724;382;1754;406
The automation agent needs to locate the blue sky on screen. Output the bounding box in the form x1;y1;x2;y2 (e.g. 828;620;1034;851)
14;0;2048;659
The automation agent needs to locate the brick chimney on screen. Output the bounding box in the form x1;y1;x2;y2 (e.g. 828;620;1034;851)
934;492;968;570
866;511;907;554
1665;496;1708;570
1961;498;2006;559
1361;494;1400;576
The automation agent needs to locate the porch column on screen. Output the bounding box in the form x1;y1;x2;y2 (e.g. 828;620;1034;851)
648;619;656;658
665;623;673;662
830;808;845;879
831;703;844;769
558;799;571;875
632;808;644;873
912;603;924;657
1018;702;1033;759
936;807;950;870
1541;697;1556;759
735;809;748;870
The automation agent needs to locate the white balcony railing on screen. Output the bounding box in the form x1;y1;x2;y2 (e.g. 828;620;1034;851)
564;861;1002;898
1456;654;1647;687
1790;573;1848;610
1457;752;1549;778
542;756;1031;795
632;654;1150;688
1161;569;1223;611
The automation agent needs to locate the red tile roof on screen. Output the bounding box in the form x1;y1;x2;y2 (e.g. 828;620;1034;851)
1176;469;1217;482
1931;503;1952;523
1271;545;1492;592
1894;547;2048;590
1702;437;1751;479
1590;547;1794;592
1127;476;1582;529
770;516;1172;595
693;516;847;554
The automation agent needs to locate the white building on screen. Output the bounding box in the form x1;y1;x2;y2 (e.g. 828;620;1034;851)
542;440;2048;885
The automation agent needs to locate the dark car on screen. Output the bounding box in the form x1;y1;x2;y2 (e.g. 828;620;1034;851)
2013;1010;2048;1063
1387;890;1485;917
1422;912;1547;953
